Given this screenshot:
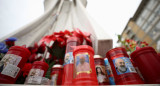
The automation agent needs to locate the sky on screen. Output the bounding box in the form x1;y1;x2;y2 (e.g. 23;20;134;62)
87;0;141;47
0;0;141;47
0;0;44;39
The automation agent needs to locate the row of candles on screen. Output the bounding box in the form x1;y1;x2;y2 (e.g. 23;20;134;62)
0;37;160;85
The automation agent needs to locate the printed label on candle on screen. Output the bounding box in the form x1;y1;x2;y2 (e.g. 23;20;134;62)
0;54;21;78
0;54;21;66
75;53;91;75
51;74;58;85
112;57;136;75
26;76;42;84
1;64;20;78
96;65;109;84
64;52;74;65
26;69;44;84
28;69;44;77
104;58;115;85
104;58;113;76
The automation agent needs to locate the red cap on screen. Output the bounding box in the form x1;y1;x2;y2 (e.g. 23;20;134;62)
52;64;63;68
94;55;104;60
51;64;63;72
106;47;128;58
130;47;156;61
33;61;49;71
94;55;103;58
9;46;31;57
73;45;94;55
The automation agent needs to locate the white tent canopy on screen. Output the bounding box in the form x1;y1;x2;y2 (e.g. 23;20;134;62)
0;0;112;57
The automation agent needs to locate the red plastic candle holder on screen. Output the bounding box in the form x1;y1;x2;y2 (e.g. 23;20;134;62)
94;55;110;85
130;47;160;84
51;64;63;85
106;47;144;85
73;45;98;85
25;61;49;84
0;46;31;84
62;37;80;85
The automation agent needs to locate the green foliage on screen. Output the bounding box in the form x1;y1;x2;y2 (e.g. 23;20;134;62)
44;41;66;79
52;41;66;60
117;34;149;55
45;61;55;79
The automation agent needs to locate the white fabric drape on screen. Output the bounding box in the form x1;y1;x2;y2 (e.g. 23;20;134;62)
0;0;112;57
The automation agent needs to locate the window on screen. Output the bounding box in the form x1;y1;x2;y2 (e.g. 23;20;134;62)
126;30;131;35
154;4;160;15
135;37;139;41
126;26;131;32
131;35;135;39
142;22;148;30
126;30;133;38
149;28;157;37
149;21;160;39
148;13;156;24
136;17;145;27
131;35;138;41
125;26;133;38
155;21;160;31
141;9;150;18
146;0;158;11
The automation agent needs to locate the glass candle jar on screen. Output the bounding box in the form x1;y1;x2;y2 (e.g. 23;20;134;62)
25;61;49;85
0;46;31;84
73;45;98;85
130;47;160;84
51;64;63;85
62;37;80;85
94;55;109;85
106;47;144;85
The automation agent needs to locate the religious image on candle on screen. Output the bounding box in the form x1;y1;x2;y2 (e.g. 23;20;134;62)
96;65;109;83
28;69;44;77
113;57;136;75
64;52;74;65
0;54;21;78
75;53;91;74
0;54;21;68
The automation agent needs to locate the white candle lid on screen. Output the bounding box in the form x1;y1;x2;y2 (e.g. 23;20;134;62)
94;55;103;58
52;64;63;68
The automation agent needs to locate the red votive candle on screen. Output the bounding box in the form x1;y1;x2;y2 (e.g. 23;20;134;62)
94;55;110;85
62;37;80;85
25;61;49;84
73;45;98;85
106;47;144;85
51;64;63;85
0;46;31;84
130;47;160;84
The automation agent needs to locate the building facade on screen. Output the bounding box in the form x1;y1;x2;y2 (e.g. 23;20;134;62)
121;0;160;52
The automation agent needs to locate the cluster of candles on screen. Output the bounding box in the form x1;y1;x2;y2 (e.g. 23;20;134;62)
0;37;160;85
